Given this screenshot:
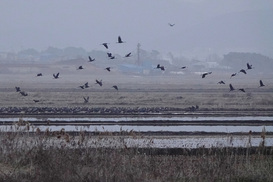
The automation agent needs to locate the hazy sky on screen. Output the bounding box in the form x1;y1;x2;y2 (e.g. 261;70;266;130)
1;0;273;58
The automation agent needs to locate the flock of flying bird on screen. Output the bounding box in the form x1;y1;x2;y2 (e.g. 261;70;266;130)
14;22;267;104
15;35;133;103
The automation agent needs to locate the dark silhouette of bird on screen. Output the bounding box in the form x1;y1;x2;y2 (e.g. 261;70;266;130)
110;56;115;60
95;79;102;86
246;63;253;70
259;80;265;87
53;73;60;79
239;88;245;92
33;99;40;103
218;81;225;84
239;69;247;74
105;67;111;72
230;73;236;78
79;85;85;89
229;84;235;91
107;52;112;58
37;73;42;77
181;66;187;69
117;36;125;43
102;43;109;49
15;86;21;92
88;56;95;62
124;52;131;57
168;23;175;27
201;72;212;78
155;64;165;70
113;85;118;91
83;96;89;103
77;66;84;70
20;91;28;96
84;82;89;88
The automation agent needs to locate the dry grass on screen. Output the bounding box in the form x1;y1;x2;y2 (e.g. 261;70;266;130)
0;129;273;182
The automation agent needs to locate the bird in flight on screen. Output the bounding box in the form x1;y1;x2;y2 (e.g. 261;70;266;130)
259;80;265;87
15;86;21;92
37;73;42;77
53;73;60;79
181;66;187;69
84;82;89;88
105;67;111;72
201;72;212;78
117;36;125;43
230;73;236;78
246;63;253;70
20;91;28;96
77;66;84;70
33;99;40;103
239;69;247;74
83;96;89;103
217;81;225;84
113;85;118;91
95;79;103;86
107;52;113;58
124;52;131;57
88;56;95;62
110;56;115;60
79;85;85;89
239;88;246;92
102;43;109;49
168;23;175;27
229;84;235;91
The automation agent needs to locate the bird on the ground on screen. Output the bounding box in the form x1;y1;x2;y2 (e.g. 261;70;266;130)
33;99;40;103
201;72;212;78
53;73;60;79
117;36;125;43
259;80;265;87
105;67;111;72
124;52;131;57
37;73;42;77
95;79;102;86
239;88;246;92
229;84;235;91
102;43;109;49
230;73;236;78
77;66;84;70
168;23;175;27
218;81;225;84
239;69;247;74
15;87;21;92
113;85;118;91
83;96;89;103
247;63;253;70
88;56;95;62
20;91;28;96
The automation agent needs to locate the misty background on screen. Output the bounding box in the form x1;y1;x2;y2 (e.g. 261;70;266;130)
1;0;273;85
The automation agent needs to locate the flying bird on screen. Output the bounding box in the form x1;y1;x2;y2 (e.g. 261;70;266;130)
20;91;28;96
201;72;212;78
181;66;187;69
88;56;95;62
95;79;103;86
102;43;109;49
83;96;89;103
113;85;118;91
37;73;42;77
239;88;245;92
239;69;247;74
246;63;253;70
124;52;131;57
107;52;112;58
79;85;85;89
168;23;175;27
15;87;21;92
53;73;60;79
77;66;84;70
229;84;235;91
259;80;265;87
117;36;125;43
105;67;111;72
230;73;236;78
218;81;225;84
84;82;89;88
33;99;40;103
110;56;115;60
